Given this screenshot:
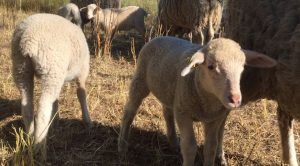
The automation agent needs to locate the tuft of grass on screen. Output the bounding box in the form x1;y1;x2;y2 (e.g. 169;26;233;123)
9;127;34;166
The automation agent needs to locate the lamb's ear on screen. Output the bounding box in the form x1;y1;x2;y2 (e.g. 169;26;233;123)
93;6;100;15
181;51;205;76
80;7;87;12
243;50;278;68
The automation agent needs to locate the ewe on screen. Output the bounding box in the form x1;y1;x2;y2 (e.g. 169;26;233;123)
11;13;92;160
81;4;148;40
226;0;300;165
118;36;277;166
158;0;222;44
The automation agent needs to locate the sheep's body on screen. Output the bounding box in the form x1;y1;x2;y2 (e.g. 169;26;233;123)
57;3;82;27
118;36;277;166
225;0;300;165
11;13;92;160
158;0;222;44
91;5;148;38
70;0;121;9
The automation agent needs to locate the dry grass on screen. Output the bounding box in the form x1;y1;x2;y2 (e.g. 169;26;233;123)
0;2;300;166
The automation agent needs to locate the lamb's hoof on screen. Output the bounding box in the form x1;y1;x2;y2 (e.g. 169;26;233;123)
87;121;94;128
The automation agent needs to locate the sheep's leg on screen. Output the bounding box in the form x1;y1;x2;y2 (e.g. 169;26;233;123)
118;76;150;154
13;58;35;136
207;14;214;43
76;70;93;127
136;23;146;39
203;115;227;166
34;77;64;161
175;111;197;166
162;106;178;149
277;107;298;166
215;113;228;166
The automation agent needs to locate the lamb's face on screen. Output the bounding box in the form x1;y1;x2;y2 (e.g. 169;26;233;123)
181;38;277;109
86;4;98;20
199;44;245;109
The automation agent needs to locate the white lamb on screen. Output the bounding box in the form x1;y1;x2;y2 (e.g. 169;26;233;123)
81;4;148;39
11;13;92;160
57;3;82;27
118;36;277;166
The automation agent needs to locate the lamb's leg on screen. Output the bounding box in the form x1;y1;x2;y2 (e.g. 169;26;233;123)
34;77;64;161
203;115;227;166
76;69;93;127
162;106;178;149
277;107;298;166
118;76;150;154
13;58;34;136
175;111;197;166
215;112;228;166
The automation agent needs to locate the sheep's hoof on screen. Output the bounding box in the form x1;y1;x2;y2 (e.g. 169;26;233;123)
86;121;94;128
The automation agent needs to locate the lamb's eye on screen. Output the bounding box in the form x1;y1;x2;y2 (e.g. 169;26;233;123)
208;65;214;70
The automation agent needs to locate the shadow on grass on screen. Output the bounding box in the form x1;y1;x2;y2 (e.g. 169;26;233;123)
2;118;268;166
0;97;21;121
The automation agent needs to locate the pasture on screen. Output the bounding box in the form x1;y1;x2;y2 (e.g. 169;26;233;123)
0;0;299;165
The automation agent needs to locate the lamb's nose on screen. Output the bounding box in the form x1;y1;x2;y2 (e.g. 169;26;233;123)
228;94;241;106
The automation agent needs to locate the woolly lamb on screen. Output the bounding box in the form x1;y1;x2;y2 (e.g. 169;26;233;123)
118;36;277;166
11;13;92;160
225;0;300;165
57;3;82;27
82;4;148;39
158;0;222;45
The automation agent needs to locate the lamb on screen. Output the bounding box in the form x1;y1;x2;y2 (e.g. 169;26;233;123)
82;4;148;39
57;3;82;27
225;0;300;165
158;0;223;45
11;13;92;160
118;36;277;166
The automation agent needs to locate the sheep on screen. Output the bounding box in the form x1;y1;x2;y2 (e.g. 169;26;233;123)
225;0;300;165
57;3;82;27
11;13;92;160
81;4;148;40
118;36;277;166
70;0;122;9
158;0;223;45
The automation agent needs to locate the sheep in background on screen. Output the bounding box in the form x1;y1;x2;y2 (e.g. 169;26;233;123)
82;4;148;40
57;3;82;27
70;0;121;9
158;0;223;45
225;0;300;165
118;36;277;166
11;13;92;160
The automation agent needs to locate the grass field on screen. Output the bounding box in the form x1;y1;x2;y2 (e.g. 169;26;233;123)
0;1;299;165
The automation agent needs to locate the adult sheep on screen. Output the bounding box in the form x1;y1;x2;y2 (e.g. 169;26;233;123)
57;3;82;27
118;36;277;166
225;0;300;165
158;0;222;45
11;13;92;160
82;4;148;40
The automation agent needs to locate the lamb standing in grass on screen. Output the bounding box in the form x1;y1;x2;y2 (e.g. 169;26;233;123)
11;13;92;160
118;36;277;166
82;4;148;40
57;3;82;27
